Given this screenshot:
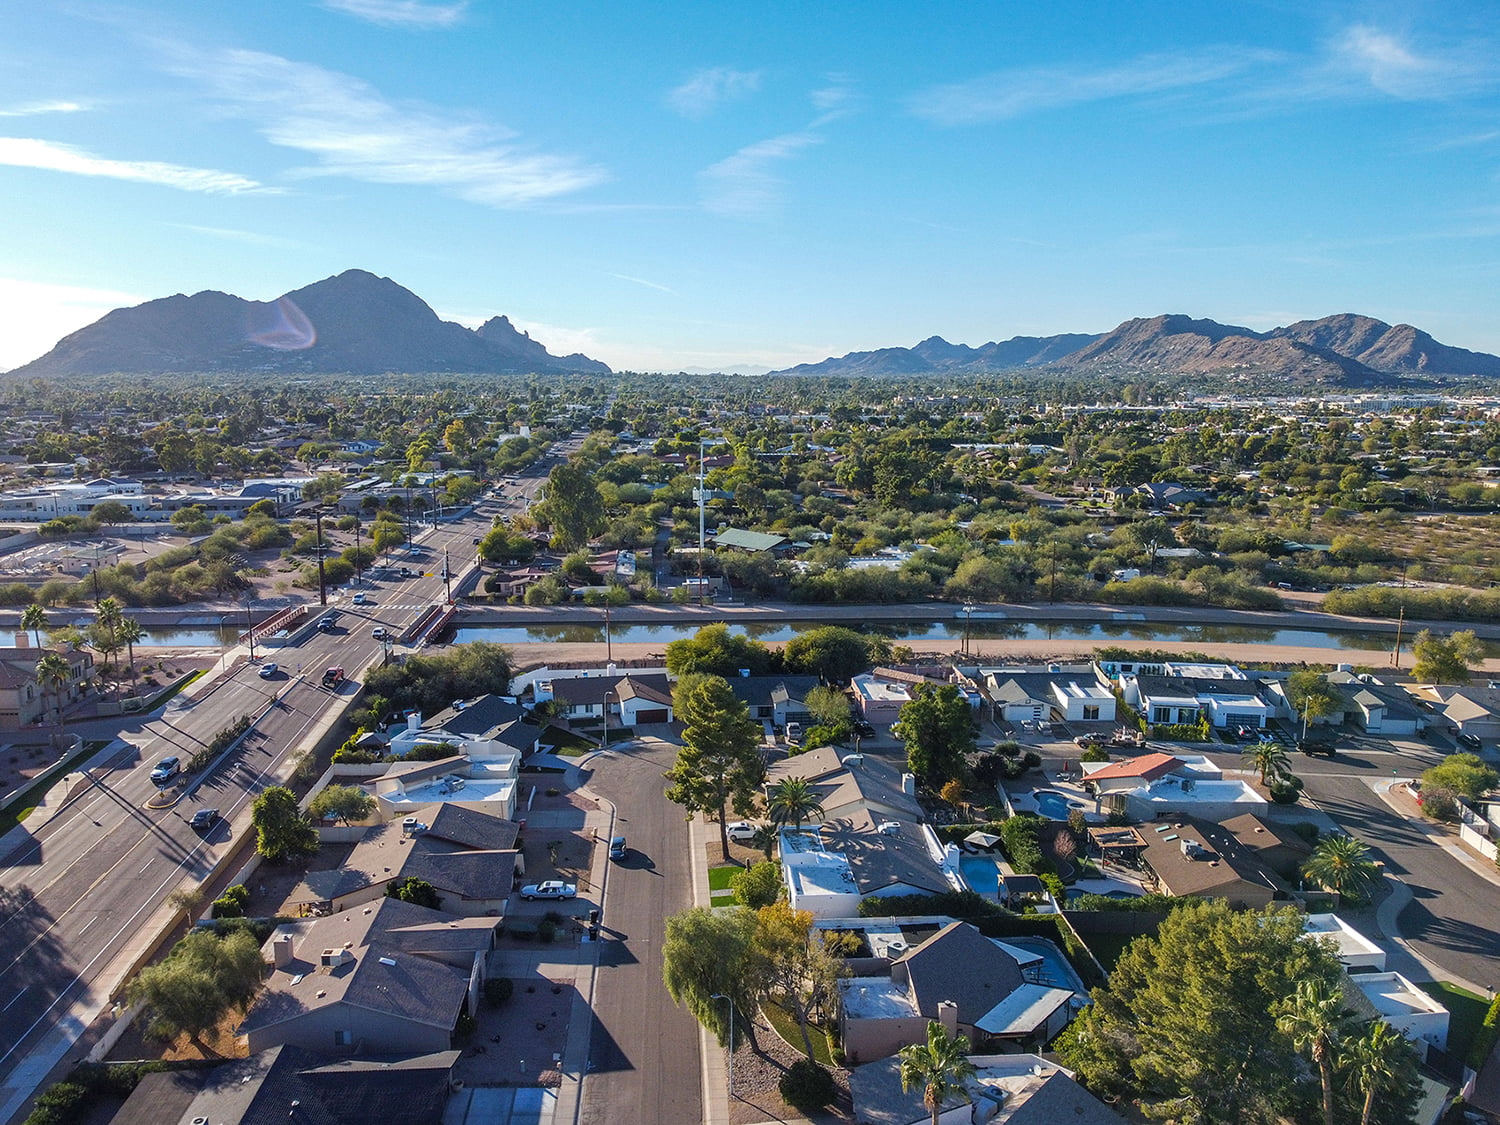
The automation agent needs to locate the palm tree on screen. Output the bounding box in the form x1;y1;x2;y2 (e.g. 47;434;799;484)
95;596;124;673
1241;739;1291;785
765;777;825;831
1343;1019;1411;1125
35;652;72;751
1276;978;1353;1125
898;1020;978;1125
750;824;778;861
1302;833;1381;903
20;603;47;650
116;618;144;686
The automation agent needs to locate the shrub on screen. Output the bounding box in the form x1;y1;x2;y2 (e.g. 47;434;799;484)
1419;785;1459;822
1000;814;1052;875
23;1081;91;1125
1268;776;1304;805
211;884;249;919
537;918;557;943
1080;743;1111;763
779;1059;837;1109
483;977;515;1008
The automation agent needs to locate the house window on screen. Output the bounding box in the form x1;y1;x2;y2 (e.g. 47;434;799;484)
1083;705;1100;721
1152;707;1172;724
334;1029;353;1046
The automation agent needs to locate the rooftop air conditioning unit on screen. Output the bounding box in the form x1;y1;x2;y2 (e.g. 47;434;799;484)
877;821;901;835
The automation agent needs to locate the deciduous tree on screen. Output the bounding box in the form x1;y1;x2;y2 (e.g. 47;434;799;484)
892;683;975;790
308;784;376;825
1412;628;1484;684
782;625;884;682
251;785;318;863
534;462;606;550
753;901;843;1059
662;906;760;1049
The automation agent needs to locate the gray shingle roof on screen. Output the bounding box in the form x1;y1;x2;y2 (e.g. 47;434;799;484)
894;921;1023;1027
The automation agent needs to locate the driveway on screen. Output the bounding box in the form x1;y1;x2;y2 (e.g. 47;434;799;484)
577;736;703;1125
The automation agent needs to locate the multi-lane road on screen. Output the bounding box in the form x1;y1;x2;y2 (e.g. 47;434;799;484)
0;456;560;1118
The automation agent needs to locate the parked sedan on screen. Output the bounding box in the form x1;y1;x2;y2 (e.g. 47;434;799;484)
725;821;760;843
520;880;577;901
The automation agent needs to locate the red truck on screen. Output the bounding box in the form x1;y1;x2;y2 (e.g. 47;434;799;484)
321;666;345;688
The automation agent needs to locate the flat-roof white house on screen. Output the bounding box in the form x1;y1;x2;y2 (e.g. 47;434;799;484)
1304;914;1386;972
1352;972;1449;1059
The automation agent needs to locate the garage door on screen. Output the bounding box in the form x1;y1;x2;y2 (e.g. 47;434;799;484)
634;708;669;724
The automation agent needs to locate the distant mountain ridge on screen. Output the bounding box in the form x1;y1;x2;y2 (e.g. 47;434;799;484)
7;269;611;377
771;313;1500;385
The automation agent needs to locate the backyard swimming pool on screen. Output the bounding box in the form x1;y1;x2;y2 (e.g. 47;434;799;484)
1033;788;1089;820
958;854;1003;896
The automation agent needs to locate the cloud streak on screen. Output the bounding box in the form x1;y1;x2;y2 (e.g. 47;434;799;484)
699;131;822;217
612;273;676;294
668;67;762;119
0;137;269;194
0;100;86;118
909;49;1257;126
162;47;607;207
322;0;468;28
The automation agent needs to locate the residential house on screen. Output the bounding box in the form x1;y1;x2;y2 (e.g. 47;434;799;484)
981;666;1115;725
1120;668;1276;732
779;814;951;918
364;753;519;821
243;897;496;1055
765;744;922;824
849;1054;1124;1125
711;527;788;553
1136;815;1297;910
1304;914;1386;972
1350;972;1450;1060
838;922;1075;1064
726;674;822;728
1217;813;1313;881
110;1044;458;1125
386;696;538;760
1409;684;1500;745
290;802;519;917
0;645;95;730
1327;671;1427;736
539;672;675;726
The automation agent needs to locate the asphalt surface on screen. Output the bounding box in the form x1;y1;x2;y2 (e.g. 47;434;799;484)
578;738;702;1125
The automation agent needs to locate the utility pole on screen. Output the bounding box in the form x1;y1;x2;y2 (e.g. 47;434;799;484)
443;547;452;604
315;509;327;607
698;437;708;607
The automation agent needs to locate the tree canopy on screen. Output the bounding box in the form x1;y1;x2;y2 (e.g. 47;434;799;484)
781;625;887;682
251;785;318;863
307;784;376;825
1058;899;1346;1124
534;461;606;550
665;673;766;860
1421;751;1497;801
1411;628;1484;684
664;623;777;677
891;683;975;789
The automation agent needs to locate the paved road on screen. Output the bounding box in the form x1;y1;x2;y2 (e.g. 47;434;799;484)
0;488;536;1116
578;738;702;1125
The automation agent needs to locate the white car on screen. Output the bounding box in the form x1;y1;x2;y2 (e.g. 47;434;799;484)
520;880;577;901
725;821;760;843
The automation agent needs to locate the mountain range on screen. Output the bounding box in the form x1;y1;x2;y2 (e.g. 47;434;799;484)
6;269;611;378
11;270;1500;386
771;312;1500;386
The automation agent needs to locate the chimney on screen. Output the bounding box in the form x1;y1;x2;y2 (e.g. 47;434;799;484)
407;711;421;732
937;1000;959;1038
272;934;294;968
13;633;28;649
901;773;916;797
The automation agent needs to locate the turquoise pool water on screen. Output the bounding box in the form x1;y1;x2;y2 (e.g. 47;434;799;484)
959;854;1003;895
1033;789;1088;820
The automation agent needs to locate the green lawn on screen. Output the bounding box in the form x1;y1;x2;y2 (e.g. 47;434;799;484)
763;1001;834;1064
1420;980;1490;1064
541;725;597;755
708;865;740;892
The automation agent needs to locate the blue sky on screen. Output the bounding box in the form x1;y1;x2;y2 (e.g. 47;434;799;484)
2;1;1498;373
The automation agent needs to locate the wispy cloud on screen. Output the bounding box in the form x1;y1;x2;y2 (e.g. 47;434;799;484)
322;0;468;28
910;26;1495;127
0;100;87;118
700;131;822;217
166;223;301;247
0;136;269;194
612;273;675;294
668;67;762;119
909;49;1257;126
161;46;607;207
1314;24;1489;100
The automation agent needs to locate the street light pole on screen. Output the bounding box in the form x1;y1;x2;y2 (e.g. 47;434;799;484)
315;509;328;607
698;437;708;607
602;688;614;750
243;596;256;662
711;993;734;1099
